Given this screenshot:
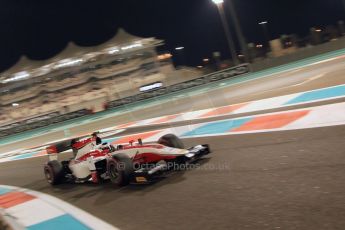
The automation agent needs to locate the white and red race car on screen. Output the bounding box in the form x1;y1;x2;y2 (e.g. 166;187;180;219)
44;133;210;186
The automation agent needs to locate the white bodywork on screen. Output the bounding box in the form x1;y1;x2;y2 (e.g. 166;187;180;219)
69;156;106;179
69;140;106;179
49;138;191;180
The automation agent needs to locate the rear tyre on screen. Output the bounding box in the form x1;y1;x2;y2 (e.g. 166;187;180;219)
44;160;65;185
107;153;134;186
158;134;185;149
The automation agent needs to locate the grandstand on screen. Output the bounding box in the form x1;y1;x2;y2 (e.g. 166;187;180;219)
0;29;201;128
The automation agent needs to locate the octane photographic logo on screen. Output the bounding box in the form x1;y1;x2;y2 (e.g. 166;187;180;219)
116;162;231;171
116;161;126;170
194;162;231;171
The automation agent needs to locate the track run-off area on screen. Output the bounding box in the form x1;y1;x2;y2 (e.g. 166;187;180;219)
1;53;345;230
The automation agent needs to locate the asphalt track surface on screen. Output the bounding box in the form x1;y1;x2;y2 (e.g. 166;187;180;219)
1;57;345;230
1;126;345;230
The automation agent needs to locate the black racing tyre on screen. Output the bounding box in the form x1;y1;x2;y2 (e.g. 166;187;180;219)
107;153;134;186
158;134;185;149
44;160;65;185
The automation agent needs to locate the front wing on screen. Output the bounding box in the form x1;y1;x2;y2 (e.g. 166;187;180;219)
132;144;211;183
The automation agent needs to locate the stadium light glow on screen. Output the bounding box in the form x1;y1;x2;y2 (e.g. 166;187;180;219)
175;47;184;50
212;0;224;4
34;66;50;76
54;59;83;69
121;43;143;51
259;21;268;25
84;52;100;59
139;82;163;92
2;71;30;83
108;48;120;54
157;53;172;60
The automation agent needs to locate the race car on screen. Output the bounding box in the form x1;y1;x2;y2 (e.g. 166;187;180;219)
43;133;210;186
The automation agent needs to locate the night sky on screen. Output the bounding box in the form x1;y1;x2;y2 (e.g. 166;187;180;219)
0;0;344;72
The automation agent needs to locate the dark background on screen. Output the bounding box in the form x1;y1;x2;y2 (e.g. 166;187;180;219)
0;0;344;72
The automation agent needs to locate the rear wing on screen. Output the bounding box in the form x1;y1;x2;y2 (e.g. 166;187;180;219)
46;139;76;155
46;136;96;162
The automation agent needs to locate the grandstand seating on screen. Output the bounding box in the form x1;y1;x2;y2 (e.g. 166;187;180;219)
0;66;158;123
0;49;203;129
0;30;184;134
0;64;203;126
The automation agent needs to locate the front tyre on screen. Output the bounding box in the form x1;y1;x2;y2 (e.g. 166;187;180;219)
158;134;185;149
107;153;134;186
44;160;65;185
